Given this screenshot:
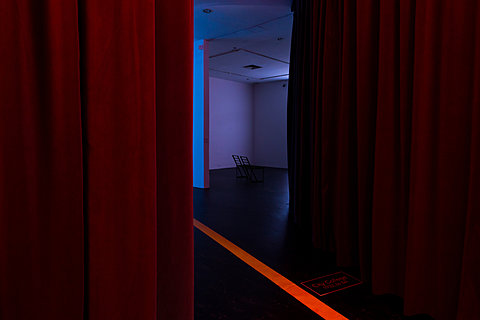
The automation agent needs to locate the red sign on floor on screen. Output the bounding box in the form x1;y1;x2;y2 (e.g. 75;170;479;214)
301;271;362;296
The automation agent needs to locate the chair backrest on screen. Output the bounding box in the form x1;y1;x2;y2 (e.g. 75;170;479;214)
240;156;251;166
232;155;243;167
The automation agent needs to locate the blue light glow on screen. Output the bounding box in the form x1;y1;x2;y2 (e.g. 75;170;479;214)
193;39;206;188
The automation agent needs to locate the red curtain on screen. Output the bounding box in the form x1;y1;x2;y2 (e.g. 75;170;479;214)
288;1;480;319
0;1;193;319
0;2;84;318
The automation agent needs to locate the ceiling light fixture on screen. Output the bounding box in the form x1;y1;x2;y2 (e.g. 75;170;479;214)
203;8;213;14
243;65;263;70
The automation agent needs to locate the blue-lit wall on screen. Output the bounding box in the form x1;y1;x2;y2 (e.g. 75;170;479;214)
193;39;209;188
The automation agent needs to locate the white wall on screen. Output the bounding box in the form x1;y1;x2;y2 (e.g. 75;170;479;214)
209;77;254;169
209;78;288;169
253;80;288;168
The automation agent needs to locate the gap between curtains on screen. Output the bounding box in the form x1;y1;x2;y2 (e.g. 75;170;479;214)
0;1;194;319
288;1;480;319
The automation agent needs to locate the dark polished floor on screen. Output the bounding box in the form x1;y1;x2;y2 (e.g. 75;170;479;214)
194;168;434;320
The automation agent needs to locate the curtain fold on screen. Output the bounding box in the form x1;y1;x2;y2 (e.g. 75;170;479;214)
0;0;193;319
0;1;84;318
155;1;194;319
288;1;480;319
79;0;158;319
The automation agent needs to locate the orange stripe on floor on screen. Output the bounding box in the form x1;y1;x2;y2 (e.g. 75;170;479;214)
193;219;349;320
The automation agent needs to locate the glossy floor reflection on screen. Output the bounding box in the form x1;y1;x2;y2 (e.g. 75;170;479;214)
194;168;434;320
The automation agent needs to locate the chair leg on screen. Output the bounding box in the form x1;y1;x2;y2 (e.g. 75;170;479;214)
236;166;247;178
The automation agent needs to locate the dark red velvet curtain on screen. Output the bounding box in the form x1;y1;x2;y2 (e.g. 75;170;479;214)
0;1;193;319
0;2;84;318
288;1;480;319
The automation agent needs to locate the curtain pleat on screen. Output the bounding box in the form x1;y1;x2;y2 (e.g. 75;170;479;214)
155;0;194;319
456;5;480;318
79;0;158;319
0;0;194;319
288;1;480;319
354;0;380;284
0;1;84;318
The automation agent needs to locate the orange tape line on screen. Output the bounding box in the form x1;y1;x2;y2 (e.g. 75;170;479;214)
194;219;349;320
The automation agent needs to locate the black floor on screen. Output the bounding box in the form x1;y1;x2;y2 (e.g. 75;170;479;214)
194;168;434;320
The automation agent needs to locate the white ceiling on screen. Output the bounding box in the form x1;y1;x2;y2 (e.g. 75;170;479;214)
195;0;293;83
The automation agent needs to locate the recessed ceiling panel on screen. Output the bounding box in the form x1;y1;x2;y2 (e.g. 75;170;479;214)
209;50;289;82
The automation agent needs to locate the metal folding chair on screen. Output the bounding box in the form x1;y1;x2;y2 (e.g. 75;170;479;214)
232;155;248;178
